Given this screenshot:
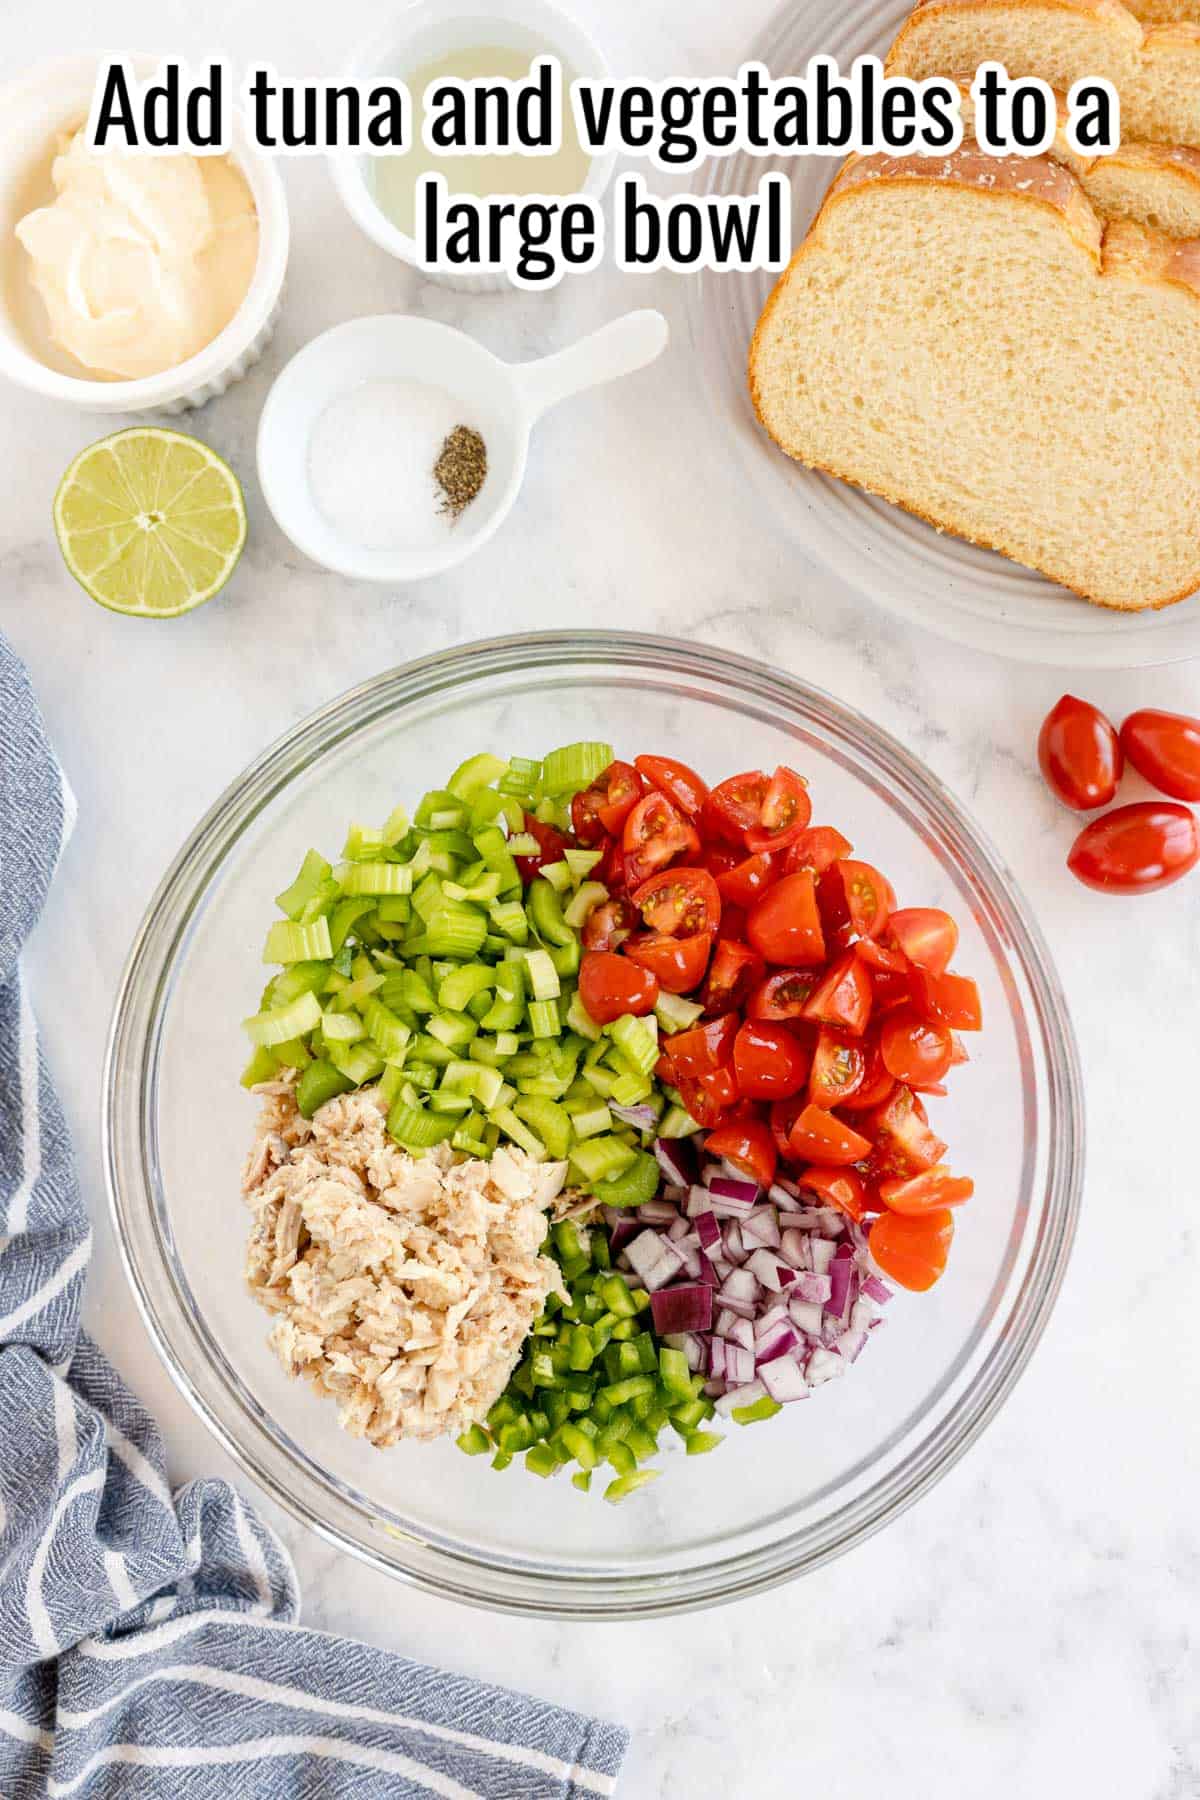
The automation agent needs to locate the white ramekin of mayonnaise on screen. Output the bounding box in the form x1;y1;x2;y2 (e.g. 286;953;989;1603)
330;0;616;294
0;56;289;412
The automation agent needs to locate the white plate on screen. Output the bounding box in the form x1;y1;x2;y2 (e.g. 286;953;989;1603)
688;0;1200;667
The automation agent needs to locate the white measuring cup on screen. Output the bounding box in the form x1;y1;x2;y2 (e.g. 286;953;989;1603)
256;309;669;581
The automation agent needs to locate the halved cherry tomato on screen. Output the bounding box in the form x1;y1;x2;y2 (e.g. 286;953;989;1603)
570;761;642;844
631;867;720;937
701;844;741;880
748;969;816;1020
1120;708;1200;802
808;1027;866;1108
888;908;958;977
747;871;826;967
624;931;713;994
623;791;698;888
779;1102;872;1167
578;950;657;1025
733;1019;810;1100
675;1065;738;1128
911;968;983;1031
1067;802;1200;895
705;1118;777;1187
634;754;709;819
798;1164;868;1222
702;939;763;1013
862;1085;947;1179
514;812;572;883
801;950;873;1035
880;1006;954;1087
1038;695;1122;812
838;860;894;939
745;766;813;854
782;826;854;875
879;1166;974;1214
665;1014;738;1079
715;851;778;909
855;936;909;975
838;1029;896;1112
703;771;769;846
582;896;635;952
868;1208;954;1291
597;837;627;895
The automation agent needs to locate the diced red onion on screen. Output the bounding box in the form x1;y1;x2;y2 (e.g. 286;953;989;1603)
809;1237;837;1277
697;1251;719;1288
759;1354;810;1402
708;1175;760;1212
694;1211;720;1251
625;1229;685;1292
714;1378;766;1417
788;1297;825;1335
793;1271;832;1305
606;1216;640;1256
613;1102;660;1130
779;1229;811;1271
740;1207;781;1250
686;1185;715;1219
721;1315;755;1353
650;1282;713;1336
836;1328;869;1363
638;1199;680;1226
805;1346;844;1385
861;1275;893;1305
721;1268;760;1306
747;1247;792;1293
666;1214;692;1240
755;1321;800;1364
654;1138;695;1187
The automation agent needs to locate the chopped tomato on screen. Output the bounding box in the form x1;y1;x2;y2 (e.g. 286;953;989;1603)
733;1019;810;1100
745;766;813;854
868;1208;954;1291
701;844;741;879
838;859;894;939
782;826;854;875
808;1027;866;1108
634;754;709;819
703;771;769;846
578;949;657;1026
514;812;572;883
705;1118;777;1187
747;871;826;967
715;851;779;909
880;1006;954;1088
888;908;958;977
570;761;642;844
581;896;635;951
748;969;817;1020
838;1030;896;1112
801;950;873;1035
597;837;627;895
799;1164;868;1222
879;1166;974;1214
631;867;720;937
862;1085;947;1179
855;936;909;975
665;1014;738;1079
675;1064;738;1128
624;930;713;994
778;1102;872;1167
702;939;763;1013
911;968;983;1031
622;791;698;888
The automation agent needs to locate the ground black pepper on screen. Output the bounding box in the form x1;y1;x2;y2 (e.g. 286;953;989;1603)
433;425;488;519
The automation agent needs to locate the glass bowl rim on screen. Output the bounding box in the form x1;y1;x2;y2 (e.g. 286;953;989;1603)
103;629;1084;1619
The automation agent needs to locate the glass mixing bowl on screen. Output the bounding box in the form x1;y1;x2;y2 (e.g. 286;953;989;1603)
104;632;1083;1618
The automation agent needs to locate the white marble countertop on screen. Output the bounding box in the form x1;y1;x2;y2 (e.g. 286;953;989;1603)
4;0;1199;1792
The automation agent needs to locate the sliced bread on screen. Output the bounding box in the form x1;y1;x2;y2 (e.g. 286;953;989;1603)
748;151;1200;610
954;80;1200;232
887;0;1200;149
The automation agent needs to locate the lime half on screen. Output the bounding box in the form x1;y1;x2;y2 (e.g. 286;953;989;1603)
53;427;247;619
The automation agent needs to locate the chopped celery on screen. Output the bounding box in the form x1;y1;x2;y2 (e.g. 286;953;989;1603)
592;1151;661;1210
326;1040;384;1085
342;823;388;861
563;847;603;882
527;1000;561;1040
655;990;705;1033
447;752;507;799
263;917;333;965
514;1096;571;1159
541;741;614;795
489;1105;544;1159
296;1060;353;1117
321;1009;365;1044
387;1100;456;1148
657;1103;702;1139
240;1045;277;1088
538;860;573;894
570;1135;637;1185
524;949;560;1001
275;850;333;921
607;1012;659;1077
381;804;410;846
563;881;607;929
243;990;322;1047
336;861;414;897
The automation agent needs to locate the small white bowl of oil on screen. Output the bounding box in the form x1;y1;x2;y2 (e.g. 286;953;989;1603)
256;308;668;580
330;0;615;293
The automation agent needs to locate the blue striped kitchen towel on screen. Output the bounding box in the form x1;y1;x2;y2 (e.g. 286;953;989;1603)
0;634;628;1799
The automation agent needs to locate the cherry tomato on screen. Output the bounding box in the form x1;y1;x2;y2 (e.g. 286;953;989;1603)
631;867;721;937
715;851;779;909
675;1065;738;1128
745;766;813;854
1067;802;1199;895
838;860;894;938
581;896;635;951
911;968;983;1031
578;949;657;1025
634;754;709;819
733;1018;810;1100
624;930;713;994
862;1085;947;1180
1038;694;1122;811
748;969;817;1020
782;826;854;875
878;1166;974;1215
801;950;873;1036
880;1006;954;1087
703;771;770;846
570;761;642;843
868;1209;954;1291
701;844;741;880
705;1118;777;1187
798;1164;868;1222
778;1102;872;1167
747;871;827;967
855;937;909;975
597;837;627;895
1120;708;1200;802
808;1027;866;1108
623;792;698;888
888;908;958;977
838;1029;896;1112
514;812;573;883
702;939;763;1013
663;1014;738;1079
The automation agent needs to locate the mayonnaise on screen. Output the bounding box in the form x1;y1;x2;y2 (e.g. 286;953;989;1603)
14;131;258;380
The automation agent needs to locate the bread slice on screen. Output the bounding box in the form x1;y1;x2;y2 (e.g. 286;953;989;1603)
887;0;1200;149
954;80;1200;231
748;151;1200;609
1132;0;1200;24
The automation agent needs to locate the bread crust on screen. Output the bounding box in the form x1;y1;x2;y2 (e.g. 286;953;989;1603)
747;151;1200;610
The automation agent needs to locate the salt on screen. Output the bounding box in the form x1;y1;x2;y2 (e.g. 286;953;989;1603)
307;378;465;550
